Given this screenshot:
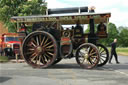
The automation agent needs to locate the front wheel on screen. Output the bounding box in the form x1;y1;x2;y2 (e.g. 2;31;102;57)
76;43;100;69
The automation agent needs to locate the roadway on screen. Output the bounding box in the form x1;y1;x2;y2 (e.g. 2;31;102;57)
0;56;128;85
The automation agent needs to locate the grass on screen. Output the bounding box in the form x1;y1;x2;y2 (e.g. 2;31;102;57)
107;47;128;56
0;56;9;62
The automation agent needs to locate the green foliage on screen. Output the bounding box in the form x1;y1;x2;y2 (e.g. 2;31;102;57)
5;21;17;33
118;28;128;47
85;22;127;47
106;22;119;45
84;24;97;33
98;23;119;46
84;25;90;33
18;0;47;16
99;23;128;47
0;0;47;32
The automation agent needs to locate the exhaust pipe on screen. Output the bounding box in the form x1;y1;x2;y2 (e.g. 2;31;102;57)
48;6;88;15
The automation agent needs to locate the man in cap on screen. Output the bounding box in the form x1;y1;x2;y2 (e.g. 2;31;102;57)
109;39;120;64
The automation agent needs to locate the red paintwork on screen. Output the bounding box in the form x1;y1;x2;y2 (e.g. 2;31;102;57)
6;41;21;44
0;33;21;54
61;37;70;41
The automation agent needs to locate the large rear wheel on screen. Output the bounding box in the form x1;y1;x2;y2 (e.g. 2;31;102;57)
76;43;100;69
22;31;58;68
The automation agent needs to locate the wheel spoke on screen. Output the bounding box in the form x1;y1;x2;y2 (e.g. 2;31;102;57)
41;55;46;64
44;53;51;61
36;36;39;46
31;42;37;47
43;55;48;62
101;55;107;58
39;35;42;45
28;48;35;51
43;41;52;47
100;53;106;55
31;38;37;45
26;51;34;55
90;55;97;58
41;36;45;46
100;57;105;62
46;48;54;52
43;37;49;46
27;43;33;47
39;55;42;65
90;56;96;62
90;48;95;54
31;55;37;62
47;52;54;56
99;47;102;52
34;55;39;64
45;53;52;59
88;58;93;65
89;52;97;56
100;49;105;54
99;59;102;63
29;52;37;58
46;44;54;48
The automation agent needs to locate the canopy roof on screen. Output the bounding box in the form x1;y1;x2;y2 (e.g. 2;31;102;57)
11;12;111;25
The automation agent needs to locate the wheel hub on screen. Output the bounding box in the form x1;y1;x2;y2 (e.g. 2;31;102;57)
84;54;88;59
36;46;44;55
37;46;42;52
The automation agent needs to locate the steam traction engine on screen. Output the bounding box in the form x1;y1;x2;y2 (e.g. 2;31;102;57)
11;6;111;69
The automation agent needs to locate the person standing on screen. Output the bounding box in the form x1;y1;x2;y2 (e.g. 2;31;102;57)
109;39;120;64
20;23;27;32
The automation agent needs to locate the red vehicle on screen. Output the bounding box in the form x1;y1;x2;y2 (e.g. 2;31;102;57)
0;33;21;58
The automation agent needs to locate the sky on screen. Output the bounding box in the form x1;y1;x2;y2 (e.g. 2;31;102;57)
46;0;128;27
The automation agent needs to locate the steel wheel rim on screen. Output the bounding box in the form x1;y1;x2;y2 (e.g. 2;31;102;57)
22;31;57;68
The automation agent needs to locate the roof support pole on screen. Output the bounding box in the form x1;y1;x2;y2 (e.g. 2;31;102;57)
17;22;20;32
89;19;94;34
88;19;97;45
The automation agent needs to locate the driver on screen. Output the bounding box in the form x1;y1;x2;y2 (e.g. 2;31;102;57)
20;23;27;32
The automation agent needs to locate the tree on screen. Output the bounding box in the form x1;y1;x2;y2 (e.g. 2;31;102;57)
84;24;97;33
97;22;119;46
107;23;119;45
118;27;128;47
84;22;119;46
0;0;47;32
